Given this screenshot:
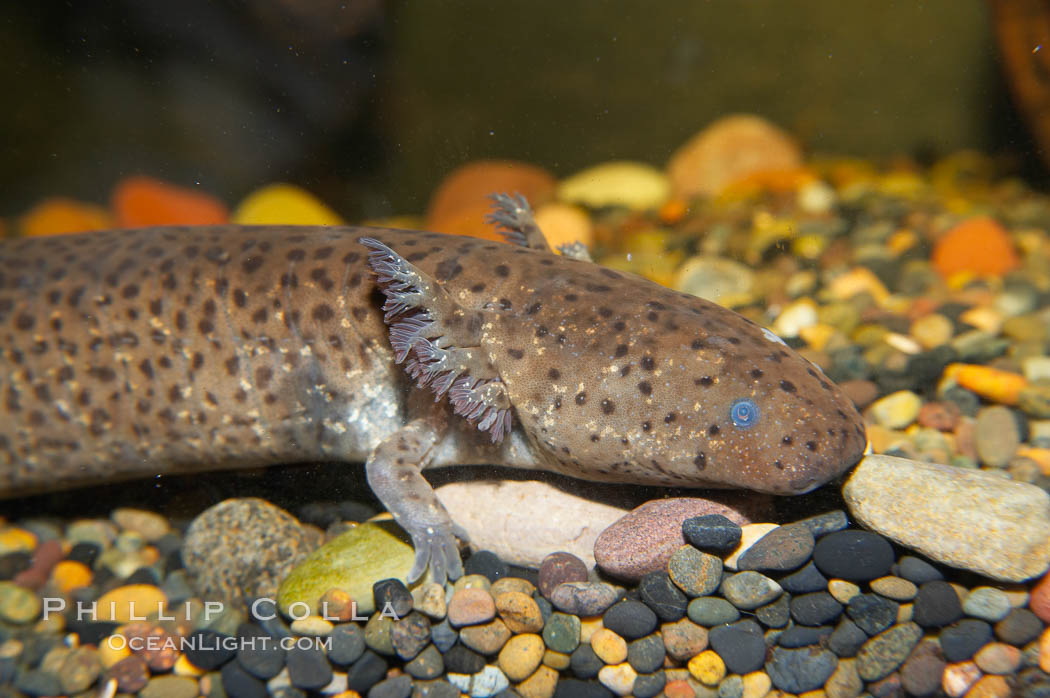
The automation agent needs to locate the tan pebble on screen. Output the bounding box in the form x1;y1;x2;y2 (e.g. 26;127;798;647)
491;577;536;597
688;649;726;685
942;660;982;697
173;653;203;677
139;675;198;698
498;633;545;682
579;615;604;643
447;587;496;626
910;313;954;350
597;661;638;696
559;161;670;211
825;656;862;698
897;602;914;623
0;581;41;624
590;628;628;664
868;390;922;429
964;674;1011;698
1040;626;1050;672
111;508;170;542
460;618;511;655
451;574;491;592
974;641;1020;675
319;588;357;622
661;618;709;662
742;670;773;698
495;591;544;633
0;638;22;660
828;579;861;604
290;615;334;636
542;649;571;670
516;664;559;698
1000;586;1028;608
663;678;697;698
724;523;778;570
96;584;167;623
870;575;917;601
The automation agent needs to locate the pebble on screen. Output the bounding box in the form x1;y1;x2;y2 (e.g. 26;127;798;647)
720;571;782;610
15;668;63;697
778;624;833;648
755;593;790;629
790;591;844;626
108;655;151;693
829;618;869;658
899;639;946;697
868;390;923;429
661;618;708;661
855;621;923;681
675;256;756;306
668;545;723;597
847;593;899;636
723;523;778;569
708;623;766;674
590;628;628;664
764;646;839;693
186;498;318;609
443;644;484;675
963;586;1012;622
327;623;365;666
638;572;688;621
405;644;444;680
995;607;1042;645
58;646;102;693
498;633;545;682
869;575;917;601
447;588;496;627
597;661;638;696
974;641;1022;674
446;664;510;698
813;529;895;582
795;509;849;538
975;405;1023;467
236;624;285;679
741;670;772;698
897;555;944;584
345;650;389;693
940;618;994;663
779;560;828;594
558;160;670;211
139;676;198;698
626;634;665;674
459;618;511;655
942;660;982;697
828;579;861;604
687;596;740;626
111;508;170;542
542;612;581;654
373;578;414;617
391;611;431;660
688;649;726;686
367;674;412;698
495;591;544;634
736;523;814;572
602;600;658;640
0;580;42;624
843;454;1050;582
914;580;964;628
538;552;589;598
570;644;603;679
594;497;761;581
550;581;619;617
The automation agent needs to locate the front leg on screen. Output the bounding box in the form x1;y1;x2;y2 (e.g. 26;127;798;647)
366;419;465;584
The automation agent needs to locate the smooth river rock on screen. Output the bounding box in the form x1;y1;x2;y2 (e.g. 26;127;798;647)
842;454;1050;582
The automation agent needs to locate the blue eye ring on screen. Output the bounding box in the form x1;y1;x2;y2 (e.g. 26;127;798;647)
729;398;760;429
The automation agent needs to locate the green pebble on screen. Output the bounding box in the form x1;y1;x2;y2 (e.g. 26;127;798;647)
0;581;41;624
364;613;395;655
140;676;199;698
59;647;102;694
15;669;62;697
542;612;581;653
405;644;445;679
687;597;740;626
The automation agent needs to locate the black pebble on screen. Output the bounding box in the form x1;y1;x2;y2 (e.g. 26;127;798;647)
553;679;614;698
913;580;962;628
328;623;366;666
367;674;413;698
626;634;665;674
464;550;508;581
846;594;898;636
0;551;31;580
756;593;791;629
638;572;687;622
443;643;485;674
828;618;868;657
603;600;658;639
682;514;742;552
221;659;269;698
895;555;943;584
236;623;285;679
67;620;118;647
124;566;160;585
373;578;413;617
779;561;828;594
795;510;849;538
633;671;666;698
764;646;839;693
286;645;332;691
430;618;458;653
778;625;833;648
183;629;237;670
996;607;1042;646
812;530;894;581
940;618;993;662
790;592;843;626
66;542;101;567
570;643;604;678
709;623;766;674
346;650;388;693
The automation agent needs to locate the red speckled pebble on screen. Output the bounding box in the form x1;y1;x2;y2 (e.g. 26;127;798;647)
13;540;64;590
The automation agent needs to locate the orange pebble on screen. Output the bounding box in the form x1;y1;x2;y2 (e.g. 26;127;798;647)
112;175;229;228
931;216;1019;278
425;160;555;234
19;197;112;237
1031;570;1050;623
658;197;689;225
662;679;696;698
942;363;1027;406
51;560;93;593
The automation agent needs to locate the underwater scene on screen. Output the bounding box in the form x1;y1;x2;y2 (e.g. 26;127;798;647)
3;2;1050;697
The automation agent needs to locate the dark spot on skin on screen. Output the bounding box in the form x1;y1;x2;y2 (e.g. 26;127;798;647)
57;366;74;382
691;339;704;350
168;385;182;402
203;299;216;316
647;311;659;322
526;302;542;315
470;282;485;293
498;298;512;311
697;376;713;387
88;366;117;382
149;299;163;316
121;284;140;299
225;357;240;375
191;353;204;371
548;369;560;380
727;337;741;345
575;392;587;405
346;273;362;288
252;308;268;324
614;321;626;331
564;293;578;302
232;289;247;307
780;380;796;393
638;381;652;396
664;412;676;423
314;246;333;260
14;314;34;331
774;460;784;469
806;441;817;451
620;366;631;377
641;356;655;371
495;264;510;277
312;304;335;322
286;248;306;261
708;424;720;435
507;348;524;359
535;326;549;338
601;399;615;415
234;389;248;403
642;421;652;432
33;384;51;402
782;436;793;445
598;307;613;318
175;311;187;332
255;366;273;387
342;252;360;264
694;452;707;470
351;307;369;321
751;368;764;379
139;359;154;380
198;319;214;334
614;344;628;358
553;397;562;410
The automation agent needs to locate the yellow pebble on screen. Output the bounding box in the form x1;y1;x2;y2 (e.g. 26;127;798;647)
578;615;604;644
232;183;344;226
1040;626;1050;673
688;649;726;686
498;633;545;682
597;661;638;696
590;628;628;664
534;202;594;251
97;634;131;668
0;527;37;554
19;197;112;237
95;584;168;623
51;560;93;594
742;670;773;698
516;664;559;698
542;649;571;670
173;653;204;677
828;579;861;604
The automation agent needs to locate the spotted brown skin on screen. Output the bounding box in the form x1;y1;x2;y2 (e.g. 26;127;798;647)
0;204;867;581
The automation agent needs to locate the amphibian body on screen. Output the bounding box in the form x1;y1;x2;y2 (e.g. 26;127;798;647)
0;195;867;582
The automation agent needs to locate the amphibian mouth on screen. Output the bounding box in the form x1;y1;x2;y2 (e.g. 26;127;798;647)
0;195;867;582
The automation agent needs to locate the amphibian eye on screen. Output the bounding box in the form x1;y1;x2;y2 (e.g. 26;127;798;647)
729;398;760;429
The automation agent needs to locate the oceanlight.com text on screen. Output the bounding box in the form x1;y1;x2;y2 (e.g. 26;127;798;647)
108;633;332;653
